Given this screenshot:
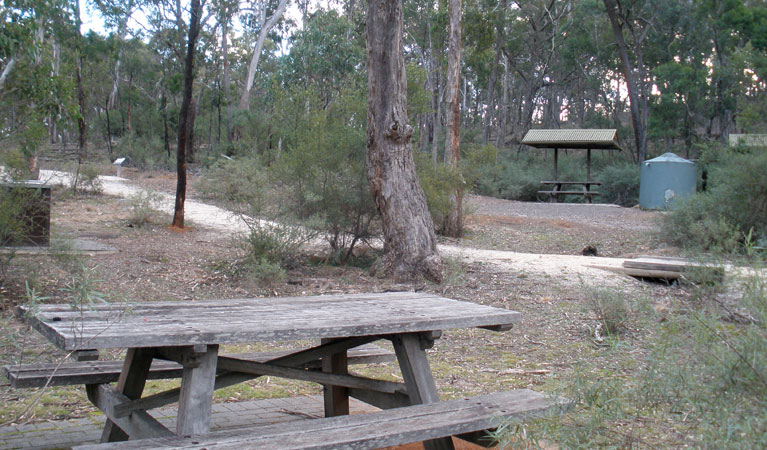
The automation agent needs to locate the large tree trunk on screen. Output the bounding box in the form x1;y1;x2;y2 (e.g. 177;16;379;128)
442;0;462;238
366;0;444;284
603;0;648;163
172;0;203;229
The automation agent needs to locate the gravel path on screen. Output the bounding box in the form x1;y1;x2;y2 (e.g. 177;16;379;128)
467;194;660;231
40;170;638;286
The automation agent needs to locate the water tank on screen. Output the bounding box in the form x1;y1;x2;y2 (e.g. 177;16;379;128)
639;153;697;210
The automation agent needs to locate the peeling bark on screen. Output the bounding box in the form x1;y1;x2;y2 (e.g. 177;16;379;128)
366;0;443;283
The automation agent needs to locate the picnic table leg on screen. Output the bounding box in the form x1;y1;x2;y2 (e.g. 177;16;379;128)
100;347;154;442
393;333;456;450
177;344;219;436
551;183;561;203
321;338;350;417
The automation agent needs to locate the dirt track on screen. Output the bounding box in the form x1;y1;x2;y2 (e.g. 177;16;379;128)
39;170;662;286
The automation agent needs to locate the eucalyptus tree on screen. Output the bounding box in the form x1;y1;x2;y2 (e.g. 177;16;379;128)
237;0;289;110
366;0;444;283
442;0;463;237
1;0;78;177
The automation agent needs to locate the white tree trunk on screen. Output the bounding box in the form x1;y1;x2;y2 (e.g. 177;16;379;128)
238;0;290;110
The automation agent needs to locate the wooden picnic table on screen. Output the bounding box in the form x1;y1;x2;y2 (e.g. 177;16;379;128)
20;292;521;449
538;180;602;203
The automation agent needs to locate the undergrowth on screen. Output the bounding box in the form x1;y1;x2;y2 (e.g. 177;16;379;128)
495;269;767;449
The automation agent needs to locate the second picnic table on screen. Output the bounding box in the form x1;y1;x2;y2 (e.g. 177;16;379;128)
19;291;522;448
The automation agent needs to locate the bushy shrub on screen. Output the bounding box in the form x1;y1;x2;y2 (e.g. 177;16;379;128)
414;151;463;231
269;83;378;262
586;288;629;335
596;162;640;206
0;187;31;282
474;151;570;201
127;190;161;228
0;149;34;181
494;272;767;449
662;148;767;253
70;163;103;195
113;133;169;170
199;156;319;269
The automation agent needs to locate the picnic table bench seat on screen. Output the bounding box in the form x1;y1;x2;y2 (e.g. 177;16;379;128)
72;389;563;450
538;180;601;203
3;343;394;388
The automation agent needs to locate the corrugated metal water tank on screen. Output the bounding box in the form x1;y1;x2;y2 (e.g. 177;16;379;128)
639;153;697;210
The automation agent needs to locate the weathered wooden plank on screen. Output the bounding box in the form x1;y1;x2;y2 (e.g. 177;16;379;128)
348;388;411;410
321;338;349;417
112;339;388;417
177;345;218;436
72;389;563;450
392;333;454;450
623;258;725;280
72;350;99;361
588;264;683;280
3;359;181;388
4;345;395;389
19;293;520;351
85;384;173;440
100;348;154;442
538;190;600;195
216;357;408;395
541;180;602;185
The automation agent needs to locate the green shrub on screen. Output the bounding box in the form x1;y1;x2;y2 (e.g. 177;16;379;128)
244;256;286;286
128;190;161;228
586;288;629;335
474;151;584;202
0;187;31;283
71;163;103;195
595;162;640;206
199;156;319;268
662;148;767;253
113;133;170;170
269;82;377;262
0;149;34;181
494;271;767;449
414;151;463;231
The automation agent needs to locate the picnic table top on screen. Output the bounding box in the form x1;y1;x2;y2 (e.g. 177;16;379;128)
20;292;521;351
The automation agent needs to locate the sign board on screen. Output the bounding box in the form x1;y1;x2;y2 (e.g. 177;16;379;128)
113;157;126;165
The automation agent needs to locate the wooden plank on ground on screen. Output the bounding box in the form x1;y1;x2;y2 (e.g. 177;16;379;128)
623;257;724;280
73;389;563;450
587;264;682;280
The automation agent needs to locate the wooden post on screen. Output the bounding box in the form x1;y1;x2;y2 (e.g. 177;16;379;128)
587;148;592;181
321;338;350;417
177;345;219;436
553;147;559;180
392;333;455;450
99;348;154;442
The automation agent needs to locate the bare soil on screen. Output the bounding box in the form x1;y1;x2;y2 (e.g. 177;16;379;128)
0;169;687;447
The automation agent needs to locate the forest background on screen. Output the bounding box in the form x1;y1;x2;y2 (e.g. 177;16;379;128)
2;1;767;448
2;0;766;211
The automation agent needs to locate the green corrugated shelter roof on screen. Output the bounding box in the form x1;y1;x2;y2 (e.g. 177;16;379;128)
521;129;621;150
